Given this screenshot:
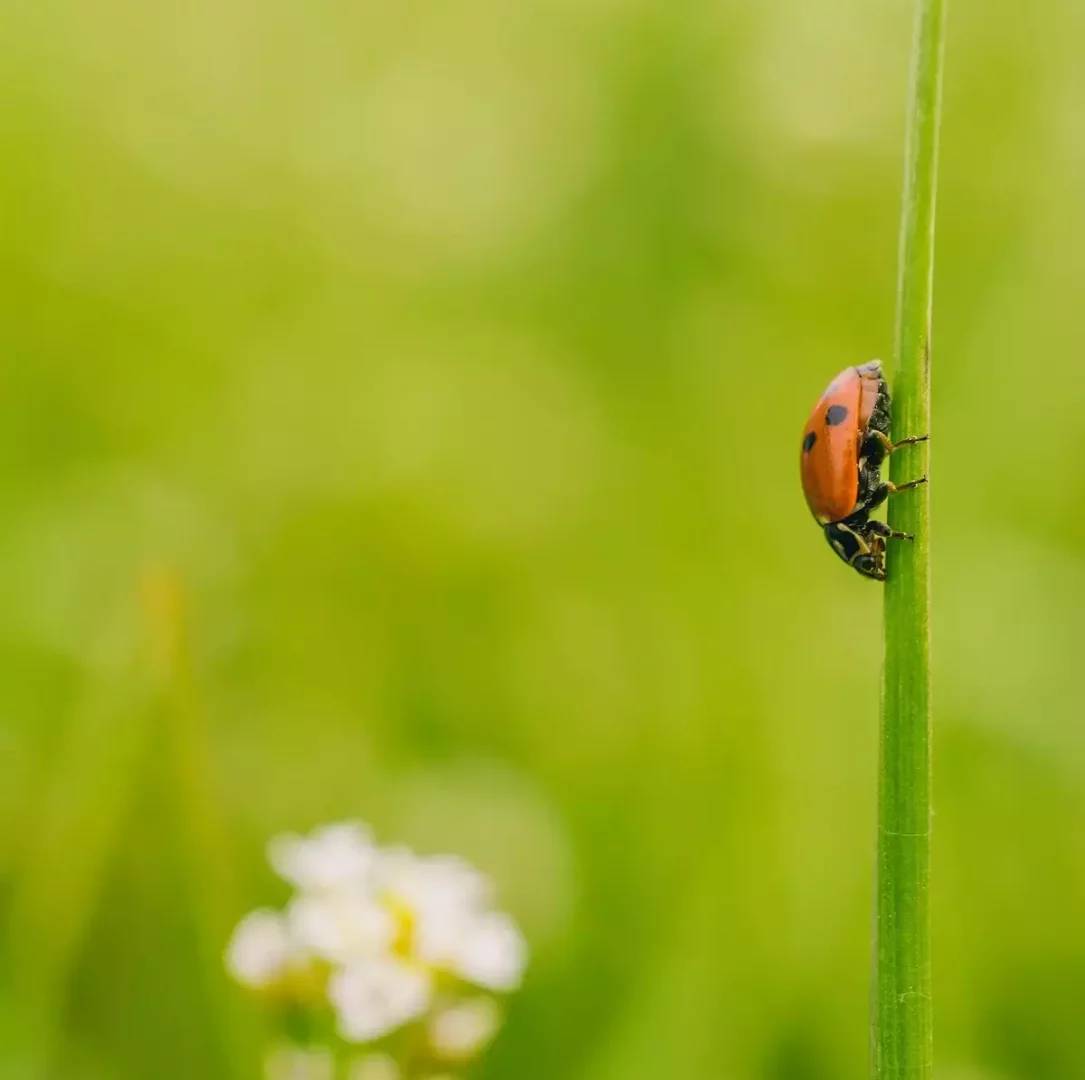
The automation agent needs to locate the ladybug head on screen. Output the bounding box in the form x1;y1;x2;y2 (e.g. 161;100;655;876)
823;521;885;581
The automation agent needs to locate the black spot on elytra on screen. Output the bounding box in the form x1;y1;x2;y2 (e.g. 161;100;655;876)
802;431;817;453
825;404;849;426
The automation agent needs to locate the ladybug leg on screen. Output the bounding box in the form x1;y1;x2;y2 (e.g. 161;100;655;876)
866;519;914;542
892;434;929;450
854;476;928;516
871;430;929;454
886;476;928;494
868;538;888;579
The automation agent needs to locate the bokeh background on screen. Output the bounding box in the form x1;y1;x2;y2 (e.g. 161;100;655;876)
2;1;1084;1078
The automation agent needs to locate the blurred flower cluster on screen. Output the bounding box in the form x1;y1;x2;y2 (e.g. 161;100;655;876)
226;822;527;1080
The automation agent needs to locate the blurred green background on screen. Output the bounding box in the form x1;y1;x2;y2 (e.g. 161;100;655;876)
2;1;1084;1078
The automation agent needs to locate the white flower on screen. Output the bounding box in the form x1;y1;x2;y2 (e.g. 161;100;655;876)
329;957;433;1042
448;912;527;991
226;909;300;989
377;848;527;990
230;818;527;1069
428;997;501;1060
288;891;395;964
269;821;378;893
378;849;492;913
264;1044;334;1080
347;1054;401;1080
411;902;527;991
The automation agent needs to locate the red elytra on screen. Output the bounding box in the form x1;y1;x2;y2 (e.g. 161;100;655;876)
799;361;885;524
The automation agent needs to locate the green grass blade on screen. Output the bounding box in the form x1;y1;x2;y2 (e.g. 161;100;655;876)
0;643;158;1079
141;567;262;1080
875;0;946;1077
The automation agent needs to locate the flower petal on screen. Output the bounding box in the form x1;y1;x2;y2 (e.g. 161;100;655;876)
288;892;395;964
379;849;492;913
329;958;433;1043
454;913;527;991
225;909;296;988
428;997;501;1060
347;1054;401;1080
264;1044;335;1080
269;821;378;892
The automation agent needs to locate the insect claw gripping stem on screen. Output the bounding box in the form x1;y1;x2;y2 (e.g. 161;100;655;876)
872;430;930;454
892;434;930;450
867;520;914;543
887;476;928;494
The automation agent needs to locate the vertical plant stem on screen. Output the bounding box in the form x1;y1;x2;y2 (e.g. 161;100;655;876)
876;0;945;1077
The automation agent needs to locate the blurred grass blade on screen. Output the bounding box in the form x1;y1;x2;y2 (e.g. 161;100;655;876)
141;566;261;1080
876;0;945;1077
0;569;258;1080
0;640;158;1079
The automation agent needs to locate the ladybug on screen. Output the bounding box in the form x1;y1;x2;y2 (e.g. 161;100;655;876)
800;360;928;580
